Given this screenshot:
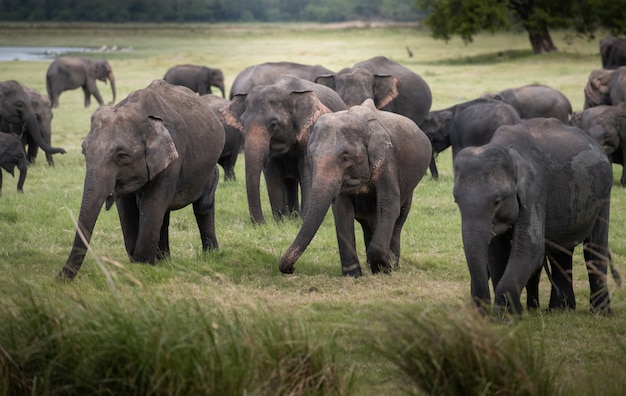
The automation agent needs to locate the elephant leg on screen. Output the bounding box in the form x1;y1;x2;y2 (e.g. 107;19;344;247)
332;196;361;277
193;167;219;251
219;155;237;182
547;249;576;310
264;162;288;220
429;155;439;180
283;176;300;216
366;186;401;274
487;233;511;290
87;80;104;106
584;239;611;314
116;195;140;261
157;212;171;260
82;86;92;108
526;263;541;310
389;196;413;271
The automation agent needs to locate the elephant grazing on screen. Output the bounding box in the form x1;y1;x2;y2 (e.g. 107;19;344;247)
584;66;626;108
58;80;225;279
0;133;28;195
481;84;572;123
453;118;615;315
315;55;432;126
220;75;347;224
164;64;226;98
279;99;432;277
46;56;116;108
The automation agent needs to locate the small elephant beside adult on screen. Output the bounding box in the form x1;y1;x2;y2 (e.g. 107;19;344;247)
164;64;226;97
453;118;615;315
0;133;28;195
220;75;347;224
0;80;66;159
481;84;572;123
315;56;432;127
46;56;116;108
58;80;225;279
229;61;335;98
599;36;626;69
420;98;521;179
584;66;626;108
201;94;244;181
571;103;626;185
279;99;432;277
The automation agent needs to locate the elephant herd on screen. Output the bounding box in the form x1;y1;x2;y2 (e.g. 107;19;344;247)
1;43;625;316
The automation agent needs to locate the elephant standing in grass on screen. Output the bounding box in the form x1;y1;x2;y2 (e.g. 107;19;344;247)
220;75;346;224
58;80;225;279
164;64;226;97
453;118;615;315
229;61;334;98
420;98;520;179
46;56;116;108
0;133;28;195
482;84;572;123
600;36;626;69
279;99;431;277
315;56;432;126
584;67;626;108
0;80;66;158
201;94;244;181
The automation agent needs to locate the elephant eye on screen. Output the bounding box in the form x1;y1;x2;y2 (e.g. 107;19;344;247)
115;151;130;164
340;152;350;164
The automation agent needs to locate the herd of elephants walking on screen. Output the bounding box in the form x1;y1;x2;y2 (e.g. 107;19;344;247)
2;35;626;316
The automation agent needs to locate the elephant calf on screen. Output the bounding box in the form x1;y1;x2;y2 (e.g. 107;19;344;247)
59;80;225;279
164;64;226;98
279;99;432;276
453;118;615;315
0;133;28;195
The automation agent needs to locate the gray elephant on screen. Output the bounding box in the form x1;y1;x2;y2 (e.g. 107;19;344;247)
279;99;432;277
201;94;244;181
229;61;334;99
572;103;626;185
315;55;432;126
600;36;626;69
46;56;116;108
220;75;347;224
453;118;614;314
164;64;226;98
482;84;572;123
420;98;520;179
0;80;66;158
58;80;225;279
584;66;626;108
0;133;28;195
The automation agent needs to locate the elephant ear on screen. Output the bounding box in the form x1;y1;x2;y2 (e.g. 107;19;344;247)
292;90;332;143
218;94;246;133
363;110;392;179
314;75;336;90
373;74;400;109
144;116;179;181
507;146;536;209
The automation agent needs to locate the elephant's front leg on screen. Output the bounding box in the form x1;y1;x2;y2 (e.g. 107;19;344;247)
388;196;413;271
264;160;290;219
157;212;171;260
546;249;576;310
332;196;361;277
367;181;401;273
82;86;92;108
116;195;140;261
133;194;171;264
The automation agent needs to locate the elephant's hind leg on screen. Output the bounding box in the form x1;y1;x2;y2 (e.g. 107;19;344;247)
193;167;219;251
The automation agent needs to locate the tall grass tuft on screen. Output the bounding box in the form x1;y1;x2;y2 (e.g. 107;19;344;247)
372;304;561;396
0;283;355;395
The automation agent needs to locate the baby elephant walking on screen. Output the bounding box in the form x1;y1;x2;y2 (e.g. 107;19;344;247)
279;99;432;276
453;118;615;314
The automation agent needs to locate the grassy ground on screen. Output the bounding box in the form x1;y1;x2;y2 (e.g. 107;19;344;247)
1;23;625;394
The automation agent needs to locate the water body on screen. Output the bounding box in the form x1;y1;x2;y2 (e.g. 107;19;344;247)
0;46;89;61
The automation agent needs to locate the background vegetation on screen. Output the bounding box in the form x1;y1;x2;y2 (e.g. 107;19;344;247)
1;23;626;394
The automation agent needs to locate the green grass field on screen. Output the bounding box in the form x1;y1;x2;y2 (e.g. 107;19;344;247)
1;23;625;395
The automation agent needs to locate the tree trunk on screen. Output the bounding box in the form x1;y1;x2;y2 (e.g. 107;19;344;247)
528;27;558;54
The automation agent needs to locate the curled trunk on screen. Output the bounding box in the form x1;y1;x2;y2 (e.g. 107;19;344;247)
24;113;65;155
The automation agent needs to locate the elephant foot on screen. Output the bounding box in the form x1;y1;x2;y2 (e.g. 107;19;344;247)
342;263;362;277
57;266;78;280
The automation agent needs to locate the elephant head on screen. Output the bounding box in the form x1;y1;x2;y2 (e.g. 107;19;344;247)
583;103;626;156
452;145;531;308
206;68;225;98
0;133;28;195
94;60;116;104
584;69;614;108
219;76;339;224
61;102;179;278
0;80;65;156
316;68;399;109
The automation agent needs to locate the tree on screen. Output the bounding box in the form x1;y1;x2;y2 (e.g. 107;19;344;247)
417;0;626;54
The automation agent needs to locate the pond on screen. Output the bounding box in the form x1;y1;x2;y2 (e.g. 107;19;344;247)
0;46;129;61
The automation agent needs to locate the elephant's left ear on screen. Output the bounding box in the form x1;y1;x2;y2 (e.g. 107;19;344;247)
218;94;246;133
366;118;392;178
373;74;400;109
144;116;179;180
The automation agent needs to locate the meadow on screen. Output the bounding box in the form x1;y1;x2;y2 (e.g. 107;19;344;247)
0;22;625;395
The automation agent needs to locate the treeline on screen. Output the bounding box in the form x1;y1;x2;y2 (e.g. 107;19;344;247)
0;0;423;23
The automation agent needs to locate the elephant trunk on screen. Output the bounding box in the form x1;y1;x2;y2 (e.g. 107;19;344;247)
108;71;116;105
279;171;340;274
460;217;493;311
218;84;225;98
244;130;269;224
23;113;66;155
58;174;111;279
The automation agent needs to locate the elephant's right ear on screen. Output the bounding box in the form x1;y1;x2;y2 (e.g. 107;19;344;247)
373;74;400;109
314;75;336;90
507;146;536;209
218;94;246;133
144;116;179;180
